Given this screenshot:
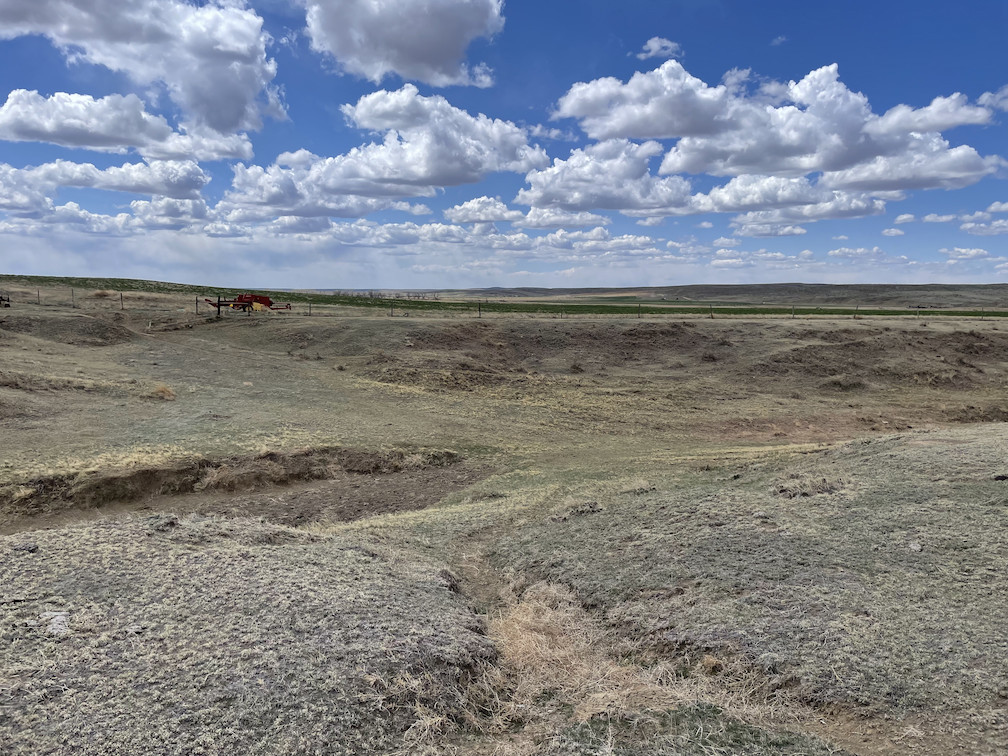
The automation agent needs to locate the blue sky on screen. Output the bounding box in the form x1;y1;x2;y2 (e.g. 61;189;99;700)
0;0;1006;288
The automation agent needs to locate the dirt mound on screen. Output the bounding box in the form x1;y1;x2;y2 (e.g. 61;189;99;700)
368;363;515;392
944;404;1008;423
0;313;134;346
753;328;1007;388
408;321;709;365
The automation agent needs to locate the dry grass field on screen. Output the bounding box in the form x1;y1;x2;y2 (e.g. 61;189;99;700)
2;279;1007;755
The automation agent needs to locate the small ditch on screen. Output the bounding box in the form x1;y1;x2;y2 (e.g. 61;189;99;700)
1;446;463;523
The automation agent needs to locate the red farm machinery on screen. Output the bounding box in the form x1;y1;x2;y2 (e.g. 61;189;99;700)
205;293;291;313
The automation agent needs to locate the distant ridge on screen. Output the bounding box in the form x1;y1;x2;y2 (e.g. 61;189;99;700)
449;283;1008;308
3;275;1006;309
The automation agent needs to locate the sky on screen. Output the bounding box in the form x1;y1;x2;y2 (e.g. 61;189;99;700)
0;0;1006;289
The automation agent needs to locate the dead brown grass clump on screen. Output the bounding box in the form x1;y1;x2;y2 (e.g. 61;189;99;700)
92;289;115;298
149;382;176;400
195;458;288;491
819;376;867;392
368;579;661;751
772;473;845;498
379;575;831;755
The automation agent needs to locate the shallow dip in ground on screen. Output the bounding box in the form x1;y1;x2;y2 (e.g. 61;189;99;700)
1;447;485;533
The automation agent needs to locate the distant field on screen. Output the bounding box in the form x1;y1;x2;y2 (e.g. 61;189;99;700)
2;274;1007;319
2;276;1007;755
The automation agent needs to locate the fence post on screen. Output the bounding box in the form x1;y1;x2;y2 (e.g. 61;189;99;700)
71;288;74;308
37;289;40;305
709;304;713;319
195;297;198;314
308;302;312;317
638;303;641;319
478;302;481;319
216;295;221;318
120;292;124;310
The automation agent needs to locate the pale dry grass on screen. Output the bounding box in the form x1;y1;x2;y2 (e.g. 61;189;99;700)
374;574;831;756
0;369;120;394
0;515;495;756
491;579;678;723
772;472;845;498
195;458;289;491
492;426;1008;754
490;577;819;725
149;382;177;400
5;303;1008;753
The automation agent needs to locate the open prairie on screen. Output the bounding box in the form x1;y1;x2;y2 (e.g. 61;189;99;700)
2;280;1007;755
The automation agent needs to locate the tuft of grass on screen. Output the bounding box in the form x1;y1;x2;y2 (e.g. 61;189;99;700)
819;376;867;391
0;370;120;395
195;458;288;491
772;473;845;498
149;382;176;400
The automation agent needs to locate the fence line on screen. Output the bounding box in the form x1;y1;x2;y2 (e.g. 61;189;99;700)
0;286;1004;323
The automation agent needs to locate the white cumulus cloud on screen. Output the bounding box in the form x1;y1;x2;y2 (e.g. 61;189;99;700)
303;0;503;87
732;222;807;237
129;197;209;229
444;196;524;223
221;87;547;220
636;37;682;60
555;60;735;141
0;0;282;133
0;159;209;218
555;61;998;195
0;90;252;160
518;207;610;229
828;246;883;259
979;84;1008;111
820;134;997;191
865;93;991;135
961;219;1008;235
940;247;989;259
515;139;692;215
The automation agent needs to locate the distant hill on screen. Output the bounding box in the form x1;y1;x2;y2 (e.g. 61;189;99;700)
450;283;1008;308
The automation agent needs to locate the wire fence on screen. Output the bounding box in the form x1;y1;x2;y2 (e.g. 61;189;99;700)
1;284;1005;323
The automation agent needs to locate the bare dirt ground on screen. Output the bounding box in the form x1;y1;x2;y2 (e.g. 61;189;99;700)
2;283;1007;755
